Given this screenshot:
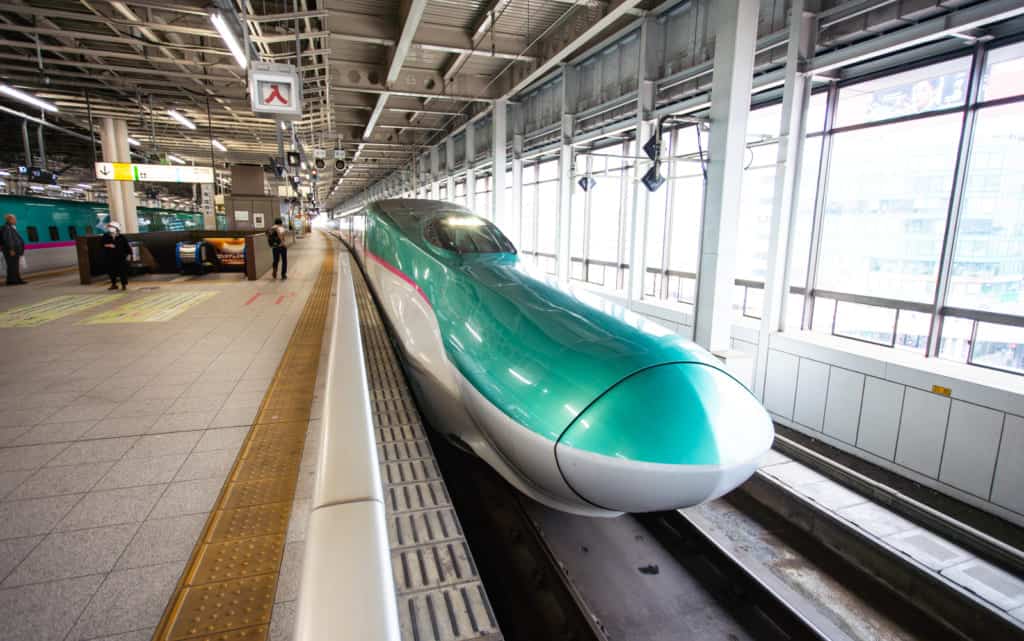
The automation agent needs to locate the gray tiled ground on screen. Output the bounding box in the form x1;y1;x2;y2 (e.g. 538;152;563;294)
0;234;328;641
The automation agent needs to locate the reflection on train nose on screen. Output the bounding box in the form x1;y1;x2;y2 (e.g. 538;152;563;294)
555;363;774;512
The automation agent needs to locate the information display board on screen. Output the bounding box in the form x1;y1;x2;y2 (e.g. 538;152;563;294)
95;162;214;184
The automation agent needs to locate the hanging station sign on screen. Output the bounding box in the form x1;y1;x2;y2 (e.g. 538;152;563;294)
94;162;214;184
249;62;302;119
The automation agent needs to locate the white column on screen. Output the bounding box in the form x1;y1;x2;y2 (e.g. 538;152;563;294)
694;0;760;354
465;125;476;213
492;99;508;231
511;131;524;248
557;65;577;283
113;119;138;232
627;16;663;307
430;145;440;199
445;137;455;200
99;118;125;229
753;1;817;399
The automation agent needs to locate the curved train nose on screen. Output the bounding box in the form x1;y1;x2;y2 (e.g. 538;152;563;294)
555;362;773;513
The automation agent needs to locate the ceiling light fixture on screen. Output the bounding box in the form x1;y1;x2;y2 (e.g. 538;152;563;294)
0;84;58;112
126;136;141;147
167;154;186;165
210;12;247;70
211;139;227;152
167;109;196;130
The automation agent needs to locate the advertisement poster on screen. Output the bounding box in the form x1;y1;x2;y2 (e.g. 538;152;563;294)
203;237;247;269
234;210;249;221
254;213;265;227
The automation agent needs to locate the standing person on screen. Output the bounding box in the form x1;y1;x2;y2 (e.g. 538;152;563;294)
101;221;131;290
267;217;288;280
1;213;26;285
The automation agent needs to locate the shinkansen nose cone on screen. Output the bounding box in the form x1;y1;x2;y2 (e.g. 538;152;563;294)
555;363;773;513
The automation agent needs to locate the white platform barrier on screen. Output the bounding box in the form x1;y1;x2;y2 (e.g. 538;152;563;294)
294;253;400;641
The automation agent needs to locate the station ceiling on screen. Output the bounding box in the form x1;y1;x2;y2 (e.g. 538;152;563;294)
0;0;655;205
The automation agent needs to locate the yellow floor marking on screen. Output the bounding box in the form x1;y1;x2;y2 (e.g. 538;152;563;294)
151;246;334;641
0;294;112;328
81;290;218;324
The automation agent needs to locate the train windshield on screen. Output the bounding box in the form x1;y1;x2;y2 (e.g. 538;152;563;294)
429;215;516;254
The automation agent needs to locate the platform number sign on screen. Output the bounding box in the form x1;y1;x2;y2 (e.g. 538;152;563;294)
249;62;302;119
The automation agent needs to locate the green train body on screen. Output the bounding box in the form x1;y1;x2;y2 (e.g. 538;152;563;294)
0;195;211;272
335;199;773;516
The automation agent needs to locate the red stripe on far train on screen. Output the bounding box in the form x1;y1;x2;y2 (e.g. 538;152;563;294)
25;241;76;250
364;248;431;307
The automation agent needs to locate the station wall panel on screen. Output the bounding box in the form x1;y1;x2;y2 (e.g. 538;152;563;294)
794;359;829;431
856;377;904;461
939;401;1004;499
822;366;864;446
991;414;1024;515
895;388;951;478
764;350;799;419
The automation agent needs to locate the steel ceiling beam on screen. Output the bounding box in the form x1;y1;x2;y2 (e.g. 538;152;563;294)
326;11;534;61
363;0;429;141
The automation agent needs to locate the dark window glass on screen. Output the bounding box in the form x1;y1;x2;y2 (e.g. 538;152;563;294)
26;226;38;242
68;226;78;239
48;226;60;241
426;215;516;254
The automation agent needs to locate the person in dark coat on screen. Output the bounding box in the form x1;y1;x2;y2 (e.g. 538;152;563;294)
1;213;26;285
102;221;132;290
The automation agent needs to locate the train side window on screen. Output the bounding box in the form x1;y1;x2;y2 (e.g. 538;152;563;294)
26;226;38;242
48;226;60;241
68;226;78;239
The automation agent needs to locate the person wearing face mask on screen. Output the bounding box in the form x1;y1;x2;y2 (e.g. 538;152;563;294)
101;221;131;291
1;213;26;286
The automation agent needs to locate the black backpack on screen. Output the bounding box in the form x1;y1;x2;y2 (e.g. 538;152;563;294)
267;227;282;248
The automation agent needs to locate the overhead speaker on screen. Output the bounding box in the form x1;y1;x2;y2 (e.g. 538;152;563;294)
641;165;665;192
642;134;661;162
315;158;325;170
335;159;347;172
577;176;596;192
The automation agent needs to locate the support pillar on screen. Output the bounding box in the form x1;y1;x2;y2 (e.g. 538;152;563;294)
492;99;508;231
465;125;476;212
511;130;524;247
557;65;578;283
753;0;817;399
99;117;125;228
100;117;138;232
430;145;440;199
37;124;46;171
445;137;455;200
694;0;760;354
627;16;663;307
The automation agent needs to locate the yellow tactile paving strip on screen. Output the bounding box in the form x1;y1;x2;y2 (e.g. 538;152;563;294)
151;248;334;641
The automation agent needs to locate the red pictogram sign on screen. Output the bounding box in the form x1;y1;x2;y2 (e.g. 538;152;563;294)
264;84;288;105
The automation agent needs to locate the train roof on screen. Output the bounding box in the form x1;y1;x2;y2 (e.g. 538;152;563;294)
367;199;477;243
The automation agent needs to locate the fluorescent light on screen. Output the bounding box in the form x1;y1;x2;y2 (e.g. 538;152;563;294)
167;154;186;165
210;12;247;70
77;183;93;189
0;84;57;112
211;139;227;152
126;136;141;147
167;109;196;130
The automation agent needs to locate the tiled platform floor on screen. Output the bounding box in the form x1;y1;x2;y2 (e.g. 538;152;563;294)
0;233;332;641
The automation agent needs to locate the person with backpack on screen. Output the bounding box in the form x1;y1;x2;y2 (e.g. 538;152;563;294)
267;218;288;280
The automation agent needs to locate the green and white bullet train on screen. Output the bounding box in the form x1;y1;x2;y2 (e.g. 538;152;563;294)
332;199;773;516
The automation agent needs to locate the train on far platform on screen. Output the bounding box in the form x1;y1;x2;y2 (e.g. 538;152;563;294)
0;195;209;273
329;199;773;517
